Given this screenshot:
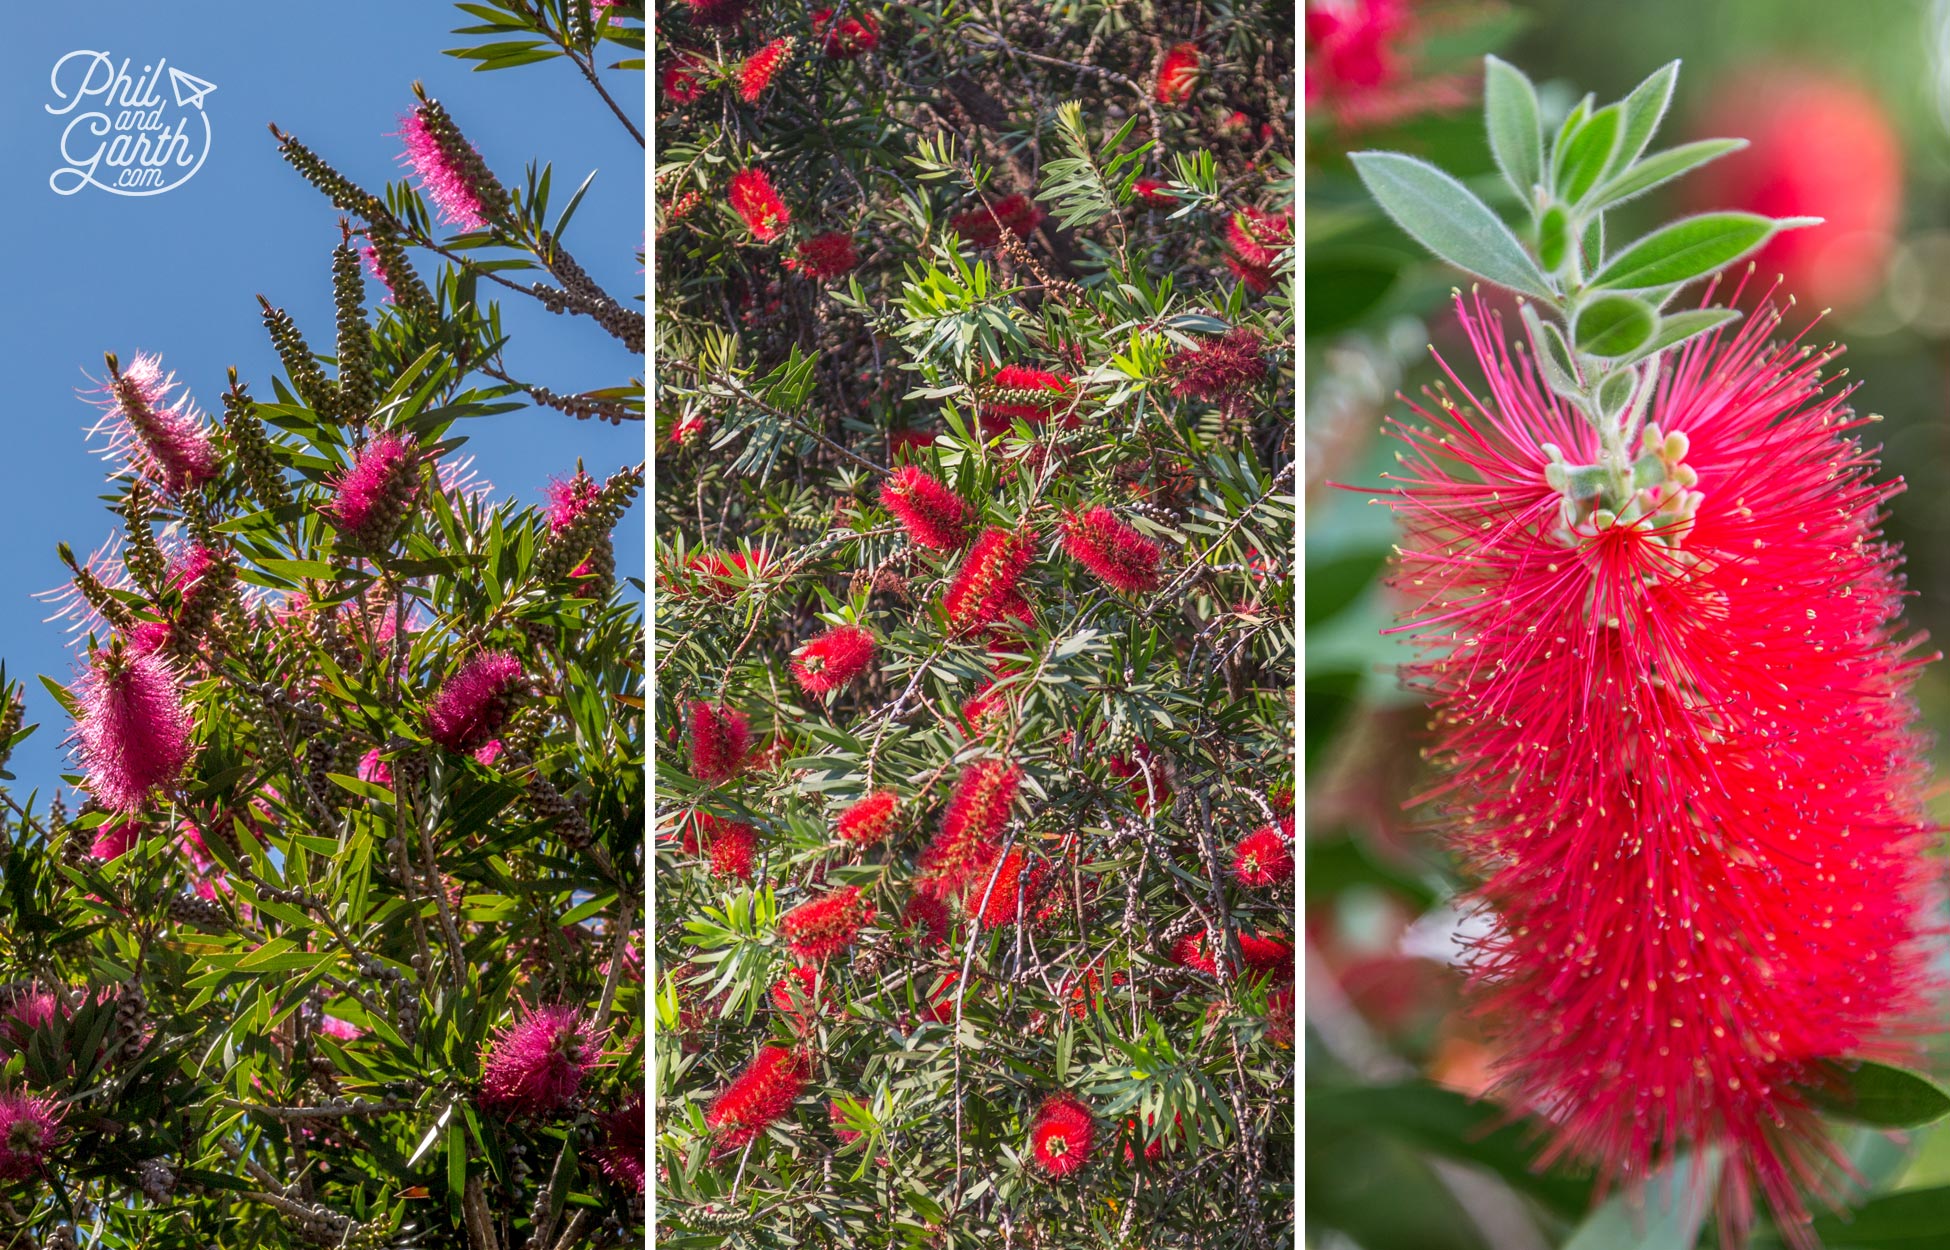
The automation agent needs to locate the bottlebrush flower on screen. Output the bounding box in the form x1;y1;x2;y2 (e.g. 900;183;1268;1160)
546;471;601;535
951;193;1044;248
785;230;858;281
916;759;1020;900
814;7;879;57
1689;67;1903;314
1166;327;1269;406
596;1098;646;1192
904;892;952;947
881;466;973;551
1062;507;1161;593
1226;207;1292;269
1383;290;1940;1242
706;1045;806;1148
325;432;421;551
1105;742;1169;811
1236;931;1294;982
1232;823;1293;887
90;816;141;860
792;624;877;695
687;701;752;785
1171;931;1218;975
770;964;824;1030
1132;178;1175;206
0;1091;62;1181
1305;0;1473;130
87;353;219;497
980;365;1075;436
397;108;490;231
1029;1093;1095;1178
479;1004;600;1117
729;168;790;241
1226;254;1275;295
1;990;60;1053
780;885;875;961
72;645;194;812
1155;43;1202;105
660;50;706;103
974;847;1052;930
708;821;757;881
942;528;1036;633
739;37;793;102
425;650;524;753
682;0;749;26
836;790;899;844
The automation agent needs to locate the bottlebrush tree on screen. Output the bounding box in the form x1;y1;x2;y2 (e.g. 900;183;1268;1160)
653;2;1295;1246
0;3;644;1247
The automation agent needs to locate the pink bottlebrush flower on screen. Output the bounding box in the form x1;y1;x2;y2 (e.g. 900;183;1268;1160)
71;646;195;813
813;7;879;57
706;1045;806;1148
425;651;525;754
739;38;793;102
0;1091;63;1181
915;759;1019;900
729;168;791;242
1062;507;1162;593
942;528;1036;633
951;193;1045;248
792;624;877;695
1;989;61;1053
360;243;397;303
1132;178;1175;206
324;432;421;550
974;847;1052;930
708;821;757;881
830;1098;864;1144
318;1015;364;1041
1226;207;1292;269
1155;43;1201;105
357;748;393;788
1030;1093;1095;1178
473;739;504;767
36;534;132;648
90;815;141;861
479;1004;600;1117
1388;288;1939;1240
660;50;707;103
904;892;952;947
687;701;751;784
547;471;601;535
597;1098;646;1192
980;365;1075;437
836;790;899;844
434;453;492;507
396;107;490;231
785;230;858;281
1232;823;1293;887
779;885;875;961
682;0;749;26
880;466;973;551
1166;327;1269;408
86;353;219;497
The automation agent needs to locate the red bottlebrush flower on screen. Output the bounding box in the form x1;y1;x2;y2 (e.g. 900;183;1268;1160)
0;1091;62;1181
1236;931;1294;982
830;1098;864;1144
397;107;491;231
687;701;752;784
479;1004;600;1117
785;230;858;281
1104;742;1169;811
974;847;1052;930
888;428;935;459
813;7;879;57
770;964;824;1030
739;38;793;102
960;662;1018;733
1166;327;1269;406
708;821;757;881
1062;507;1162;593
86;353;219;497
325;432;421;551
916;759;1020;900
681;547;772;600
425;650;524;753
1387;289;1939;1238
682;0;749;26
1689;67;1903;314
1155;43;1201;105
596;1098;646;1192
980;365;1075;437
659;50;706;103
1226;207;1292;269
951;193;1045;248
1265;983;1295;1047
1225;253;1275;295
1232;824;1293;887
780;885;875;961
729;168;790;241
836;790;899;845
1171;932;1218;975
1132;177;1175;206
1306;0;1473;130
791;624;877;695
707;1045;807;1148
904;892;952;947
72;645;194;813
942;528;1036;633
880;466;973;551
1029;1093;1095;1178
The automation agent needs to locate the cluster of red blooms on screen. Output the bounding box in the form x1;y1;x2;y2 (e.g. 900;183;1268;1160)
791;623;877;695
1061;506;1163;593
1155;43;1202;105
739;37;793;102
785;230;859;281
779;885;876;961
813;6;879;57
1305;0;1473;130
978;365;1077;437
1223;207;1291;294
729;168;791;241
687;700;752;784
950;193;1045;248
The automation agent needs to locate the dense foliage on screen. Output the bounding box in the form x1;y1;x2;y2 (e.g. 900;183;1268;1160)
0;3;645;1246
652;2;1296;1246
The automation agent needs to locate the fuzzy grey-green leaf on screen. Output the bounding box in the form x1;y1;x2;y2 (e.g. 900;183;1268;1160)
1484;55;1543;202
1589;213;1784;291
1351;151;1552;298
1574;294;1656;357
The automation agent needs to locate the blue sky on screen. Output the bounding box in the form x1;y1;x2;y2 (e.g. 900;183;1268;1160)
0;4;644;790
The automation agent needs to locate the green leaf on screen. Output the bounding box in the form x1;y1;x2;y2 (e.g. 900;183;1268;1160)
1798;1185;1950;1247
1563;1151;1716;1250
1557;104;1621;205
1574;294;1656;357
1590;140;1746;211
1610;61;1679;176
1804;1060;1950;1129
1484;55;1543;202
1616;307;1741;364
1351;151;1553;298
1538;206;1569;274
1590;213;1808;291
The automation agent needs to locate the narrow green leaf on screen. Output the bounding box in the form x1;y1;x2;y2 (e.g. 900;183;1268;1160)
1558;104;1621;205
1574;294;1656;357
1618;308;1741;364
1590;213;1806;291
1802;1185;1950;1246
1610;60;1680;176
1484;55;1543;202
1538;206;1569;274
1590;139;1746;211
1804;1060;1950;1129
1563;1151;1716;1250
1351;151;1553;298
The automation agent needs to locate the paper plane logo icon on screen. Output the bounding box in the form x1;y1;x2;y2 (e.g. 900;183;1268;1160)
168;67;216;110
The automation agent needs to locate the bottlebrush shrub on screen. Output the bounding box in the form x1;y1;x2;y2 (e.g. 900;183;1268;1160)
655;2;1294;1244
1357;55;1940;1246
0;6;646;1246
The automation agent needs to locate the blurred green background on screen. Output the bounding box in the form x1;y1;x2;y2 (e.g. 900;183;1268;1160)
1307;1;1950;1246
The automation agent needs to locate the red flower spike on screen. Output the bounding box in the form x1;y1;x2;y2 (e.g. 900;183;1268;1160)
785;230;857;281
706;1045;807;1148
729;168;790;241
1133;178;1174;206
979;365;1075;437
687;701;751;784
836;790;899;845
739;38;793;103
942;528;1036;633
770;965;824;1031
1225;254;1275;295
1226;207;1292;269
1236;932;1294;982
1062;507;1162;593
792;624;877;695
880;466;973;551
1167;328;1269;406
813;7;879;57
779;885;875;961
951;193;1044;248
708;822;757;881
1155;43;1201;105
1232;824;1293;887
1171;932;1218;975
903;892;952;947
1029;1093;1096;1178
916;759;1020;900
974;847;1053;930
